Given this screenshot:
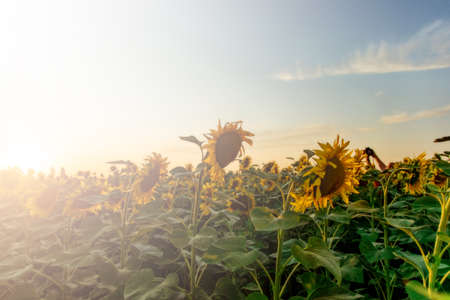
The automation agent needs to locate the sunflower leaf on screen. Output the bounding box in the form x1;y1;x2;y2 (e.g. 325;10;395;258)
179;135;203;147
291;237;342;285
250;207;302;232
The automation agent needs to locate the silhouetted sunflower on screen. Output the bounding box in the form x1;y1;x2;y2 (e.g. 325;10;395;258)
135;153;169;204
204;121;254;181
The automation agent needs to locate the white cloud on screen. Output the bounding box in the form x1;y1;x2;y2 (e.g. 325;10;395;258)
380;104;450;124
276;20;450;81
375;91;384;97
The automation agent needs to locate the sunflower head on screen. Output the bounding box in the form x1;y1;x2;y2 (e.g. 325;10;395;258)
240;156;252;171
303;135;359;208
204;121;254;181
262;161;279;174
402;153;428;195
201;182;218;201
261;178;276;191
430;166;448;189
200;202;212;216
229;176;243;191
227;192;255;215
135;153;169;204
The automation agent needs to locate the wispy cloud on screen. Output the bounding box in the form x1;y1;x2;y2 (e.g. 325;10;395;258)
375;91;384;97
276;20;450;81
380;104;450;124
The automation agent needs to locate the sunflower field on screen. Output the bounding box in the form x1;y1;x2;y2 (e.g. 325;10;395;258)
1;121;449;300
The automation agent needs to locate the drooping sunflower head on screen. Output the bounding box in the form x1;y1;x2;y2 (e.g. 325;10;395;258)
240;156;252;171
203;121;254;181
304;135;359;208
135;153;169;204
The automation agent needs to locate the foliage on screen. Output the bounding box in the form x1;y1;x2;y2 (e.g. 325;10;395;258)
0;124;449;300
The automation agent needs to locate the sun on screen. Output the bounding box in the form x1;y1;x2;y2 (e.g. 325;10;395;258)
5;143;52;172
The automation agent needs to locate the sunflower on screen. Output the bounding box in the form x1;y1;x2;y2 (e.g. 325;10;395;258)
201;182;218;201
226;192;255;215
262;161;279;174
403;153;428;195
200;201;212;216
291;136;359;210
134;153;169;204
290;179;315;213
26;184;60;217
229;176;243;191
353;149;367;176
240;156;252;171
429;164;448;189
294;155;310;171
203;121;254;182
261;178;276;191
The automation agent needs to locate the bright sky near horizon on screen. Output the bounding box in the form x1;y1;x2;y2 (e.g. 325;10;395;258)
1;0;449;174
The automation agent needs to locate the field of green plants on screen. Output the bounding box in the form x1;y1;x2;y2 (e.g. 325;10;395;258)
1;121;449;300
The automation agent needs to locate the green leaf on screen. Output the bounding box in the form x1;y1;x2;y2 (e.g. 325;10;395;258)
214;277;243;300
309;287;363;300
192;288;211;300
223;250;261;271
212;236;246;252
327;208;350;224
179;135;203;146
250;207;301;232
124;270;179;300
169;229;190;249
438;232;450;244
405;281;431;300
94;255;120;285
412;196;441;213
191;227;218;251
347;200;378;213
385;217;416;228
436;160;450;176
291;237;342;285
246;293;269;300
341;256;364;284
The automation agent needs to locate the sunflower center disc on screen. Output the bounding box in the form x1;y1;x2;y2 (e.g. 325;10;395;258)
215;132;242;168
320;157;345;196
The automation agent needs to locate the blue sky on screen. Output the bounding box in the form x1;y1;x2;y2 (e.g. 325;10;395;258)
1;0;449;173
